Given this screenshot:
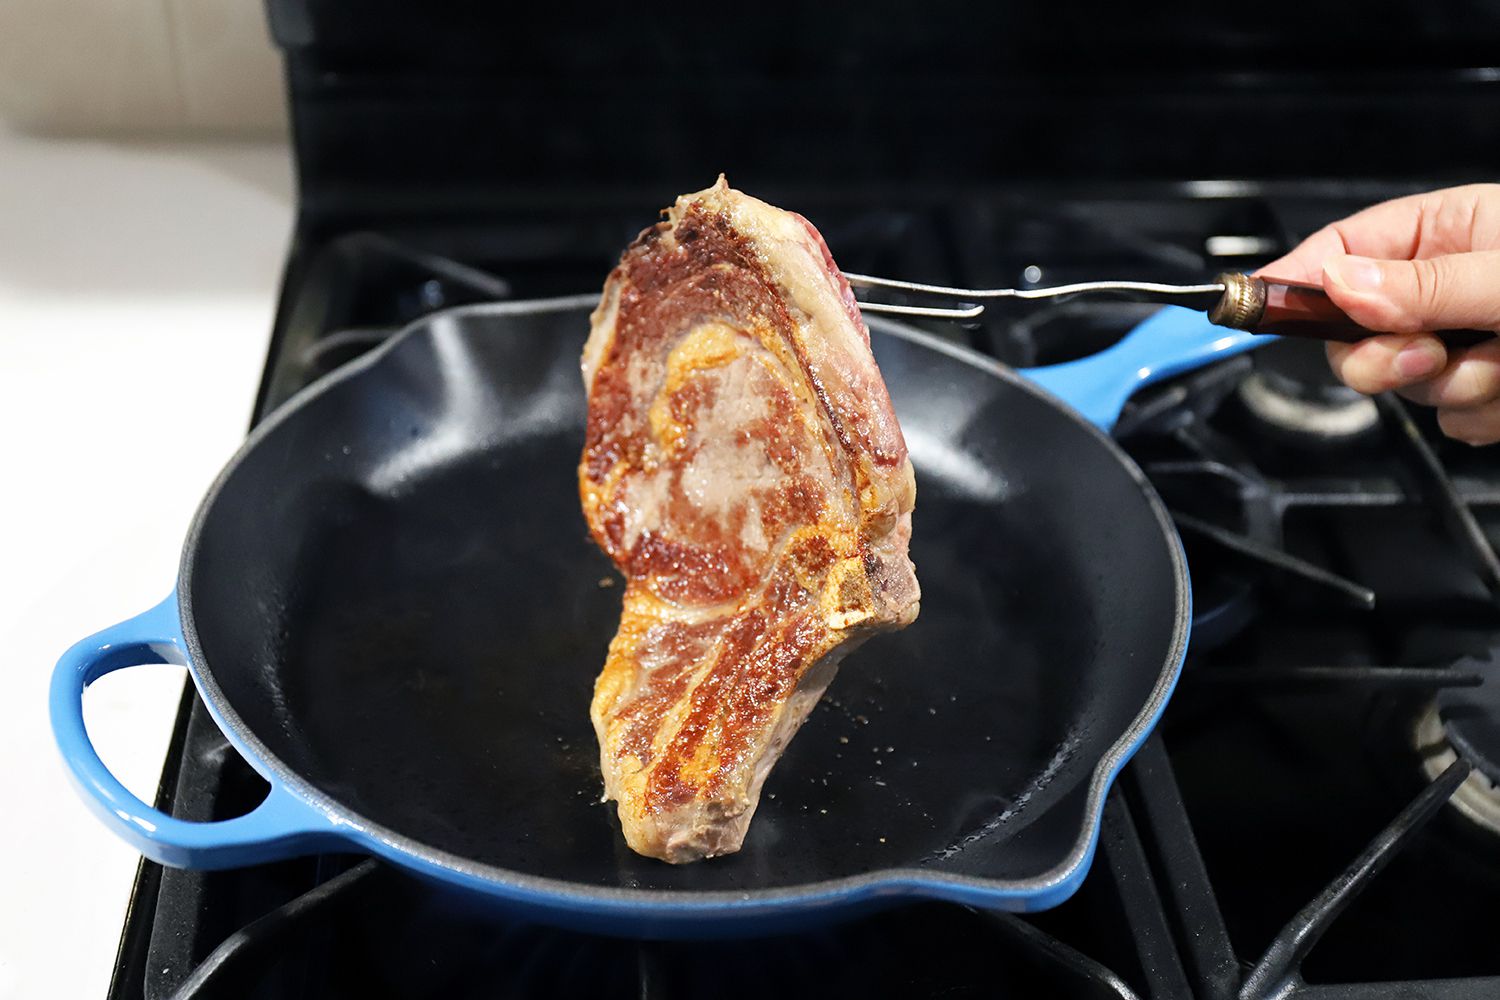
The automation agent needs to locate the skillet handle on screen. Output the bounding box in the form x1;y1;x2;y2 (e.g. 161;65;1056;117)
50;594;339;869
1021;306;1274;431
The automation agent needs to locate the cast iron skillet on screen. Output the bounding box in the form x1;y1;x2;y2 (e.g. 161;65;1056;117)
52;296;1266;936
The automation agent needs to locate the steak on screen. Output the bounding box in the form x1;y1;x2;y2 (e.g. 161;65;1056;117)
579;177;920;863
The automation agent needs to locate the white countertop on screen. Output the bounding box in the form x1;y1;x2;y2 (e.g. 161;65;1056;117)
0;124;293;999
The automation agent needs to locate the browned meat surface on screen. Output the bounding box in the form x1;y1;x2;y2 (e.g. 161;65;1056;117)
579;177;920;863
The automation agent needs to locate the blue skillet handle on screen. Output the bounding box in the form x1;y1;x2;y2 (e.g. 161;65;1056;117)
1022;306;1275;431
50;594;340;869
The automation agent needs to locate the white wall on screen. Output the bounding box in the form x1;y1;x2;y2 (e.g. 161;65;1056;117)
0;0;286;136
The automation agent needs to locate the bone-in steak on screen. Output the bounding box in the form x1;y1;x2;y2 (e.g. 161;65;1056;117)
579;178;920;863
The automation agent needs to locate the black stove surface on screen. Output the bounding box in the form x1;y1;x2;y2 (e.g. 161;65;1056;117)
109;181;1500;1000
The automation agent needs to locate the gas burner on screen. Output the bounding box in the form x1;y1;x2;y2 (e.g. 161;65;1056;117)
1235;338;1379;444
1415;653;1500;836
1415;702;1500;836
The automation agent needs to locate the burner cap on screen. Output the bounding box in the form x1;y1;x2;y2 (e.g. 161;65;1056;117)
1236;338;1379;443
1436;653;1500;784
1415;653;1500;835
1415;702;1500;836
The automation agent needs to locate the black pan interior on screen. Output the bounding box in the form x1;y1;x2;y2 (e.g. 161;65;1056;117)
184;304;1182;893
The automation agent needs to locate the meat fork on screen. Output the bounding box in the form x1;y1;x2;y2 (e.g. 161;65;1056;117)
848;271;1492;347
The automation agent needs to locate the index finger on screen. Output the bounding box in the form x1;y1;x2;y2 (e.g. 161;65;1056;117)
1257;189;1435;283
1256;226;1352;284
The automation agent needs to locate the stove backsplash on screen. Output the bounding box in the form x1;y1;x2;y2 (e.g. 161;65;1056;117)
267;4;1500;219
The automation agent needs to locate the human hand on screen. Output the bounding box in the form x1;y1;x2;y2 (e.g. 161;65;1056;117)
1258;183;1500;444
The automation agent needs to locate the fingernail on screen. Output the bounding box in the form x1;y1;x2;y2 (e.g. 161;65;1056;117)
1396;340;1443;379
1326;255;1385;292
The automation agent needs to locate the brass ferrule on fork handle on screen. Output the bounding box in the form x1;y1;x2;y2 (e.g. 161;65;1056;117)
1206;273;1268;332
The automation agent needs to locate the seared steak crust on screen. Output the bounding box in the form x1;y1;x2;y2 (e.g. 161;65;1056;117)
580;178;919;863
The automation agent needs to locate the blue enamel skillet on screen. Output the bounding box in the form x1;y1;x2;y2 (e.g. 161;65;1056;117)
53;298;1265;936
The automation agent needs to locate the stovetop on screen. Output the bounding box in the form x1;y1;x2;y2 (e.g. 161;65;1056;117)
108;181;1500;1000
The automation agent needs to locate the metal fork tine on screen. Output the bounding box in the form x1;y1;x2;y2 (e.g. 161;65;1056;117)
844;271;997;299
856;300;985;320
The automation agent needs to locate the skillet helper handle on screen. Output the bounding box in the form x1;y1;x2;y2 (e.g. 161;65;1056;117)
50;594;337;869
1209;272;1494;349
1022;306;1272;431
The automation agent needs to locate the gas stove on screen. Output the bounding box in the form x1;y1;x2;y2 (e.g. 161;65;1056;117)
103;4;1500;997
102;180;1500;1000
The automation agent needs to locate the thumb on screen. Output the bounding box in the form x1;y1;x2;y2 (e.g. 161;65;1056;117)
1323;250;1500;334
